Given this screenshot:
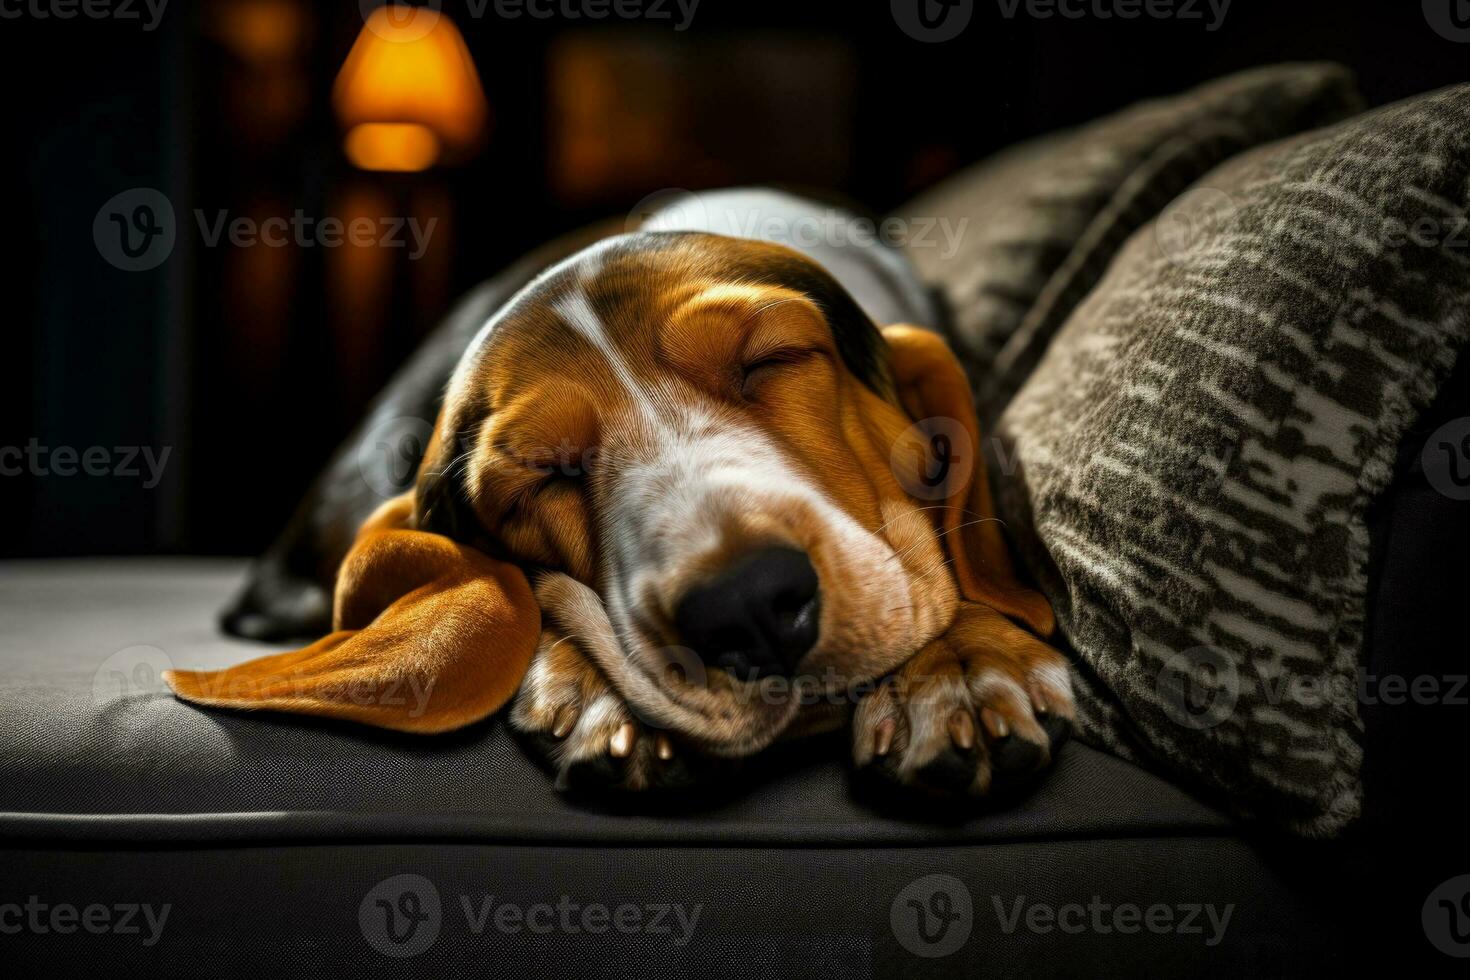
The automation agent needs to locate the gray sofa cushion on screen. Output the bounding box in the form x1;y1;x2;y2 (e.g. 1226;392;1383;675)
0;559;1225;842
894;62;1364;423
0;559;1363;976
994;83;1470;837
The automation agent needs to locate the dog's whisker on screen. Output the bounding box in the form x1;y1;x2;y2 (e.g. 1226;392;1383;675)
873;503;991;536
933;517;1006;538
901;556;958;588
872;504;947;535
885;518;1005;565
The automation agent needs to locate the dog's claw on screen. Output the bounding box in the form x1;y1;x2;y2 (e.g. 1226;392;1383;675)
852;604;1075;800
511;633;727;793
874;717;896;757
947;709;976;751
609;722;636;758
981;707;1009;739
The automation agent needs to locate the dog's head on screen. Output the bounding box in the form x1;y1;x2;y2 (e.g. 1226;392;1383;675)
418;232;1051;750
167;231;1051;748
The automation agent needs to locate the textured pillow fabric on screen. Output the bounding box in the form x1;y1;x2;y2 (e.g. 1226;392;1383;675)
994;84;1470;836
895;63;1364;423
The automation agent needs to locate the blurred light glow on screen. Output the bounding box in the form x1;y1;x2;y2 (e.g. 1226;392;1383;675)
344;123;440;172
332;8;488;170
211;0;308;63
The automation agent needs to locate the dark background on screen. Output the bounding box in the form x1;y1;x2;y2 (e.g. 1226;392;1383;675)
1;0;1465;559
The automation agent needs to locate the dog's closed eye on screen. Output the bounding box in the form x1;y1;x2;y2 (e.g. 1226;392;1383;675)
739;347;827;398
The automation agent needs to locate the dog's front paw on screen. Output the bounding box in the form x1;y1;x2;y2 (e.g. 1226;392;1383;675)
509;631;715;793
852;602;1074;799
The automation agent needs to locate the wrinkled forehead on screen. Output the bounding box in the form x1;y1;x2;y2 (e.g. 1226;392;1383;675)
444;232;891;424
487;236;733;412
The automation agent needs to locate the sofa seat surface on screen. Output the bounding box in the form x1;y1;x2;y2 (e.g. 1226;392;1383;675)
0;560;1357;977
0;558;1228;843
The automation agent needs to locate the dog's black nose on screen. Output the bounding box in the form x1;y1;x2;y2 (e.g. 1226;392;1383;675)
674;546;820;680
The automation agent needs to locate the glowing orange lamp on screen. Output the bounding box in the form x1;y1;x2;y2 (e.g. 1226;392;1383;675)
332;8;489;172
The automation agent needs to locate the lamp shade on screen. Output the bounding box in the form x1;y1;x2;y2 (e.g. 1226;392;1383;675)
332;8;489;171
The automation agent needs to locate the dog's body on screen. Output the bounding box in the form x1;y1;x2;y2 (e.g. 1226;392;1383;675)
220;189;942;645
181;189;1074;799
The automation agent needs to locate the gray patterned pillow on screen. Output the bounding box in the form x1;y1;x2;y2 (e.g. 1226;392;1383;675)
895;63;1364;424
995;84;1470;836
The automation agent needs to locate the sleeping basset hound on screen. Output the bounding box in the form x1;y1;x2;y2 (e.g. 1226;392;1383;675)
172;189;1074;798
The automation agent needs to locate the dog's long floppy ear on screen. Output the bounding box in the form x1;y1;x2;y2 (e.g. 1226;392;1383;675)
882;324;1055;637
165;493;539;734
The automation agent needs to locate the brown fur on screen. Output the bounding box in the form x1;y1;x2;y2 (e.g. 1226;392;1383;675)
167;233;1073;797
